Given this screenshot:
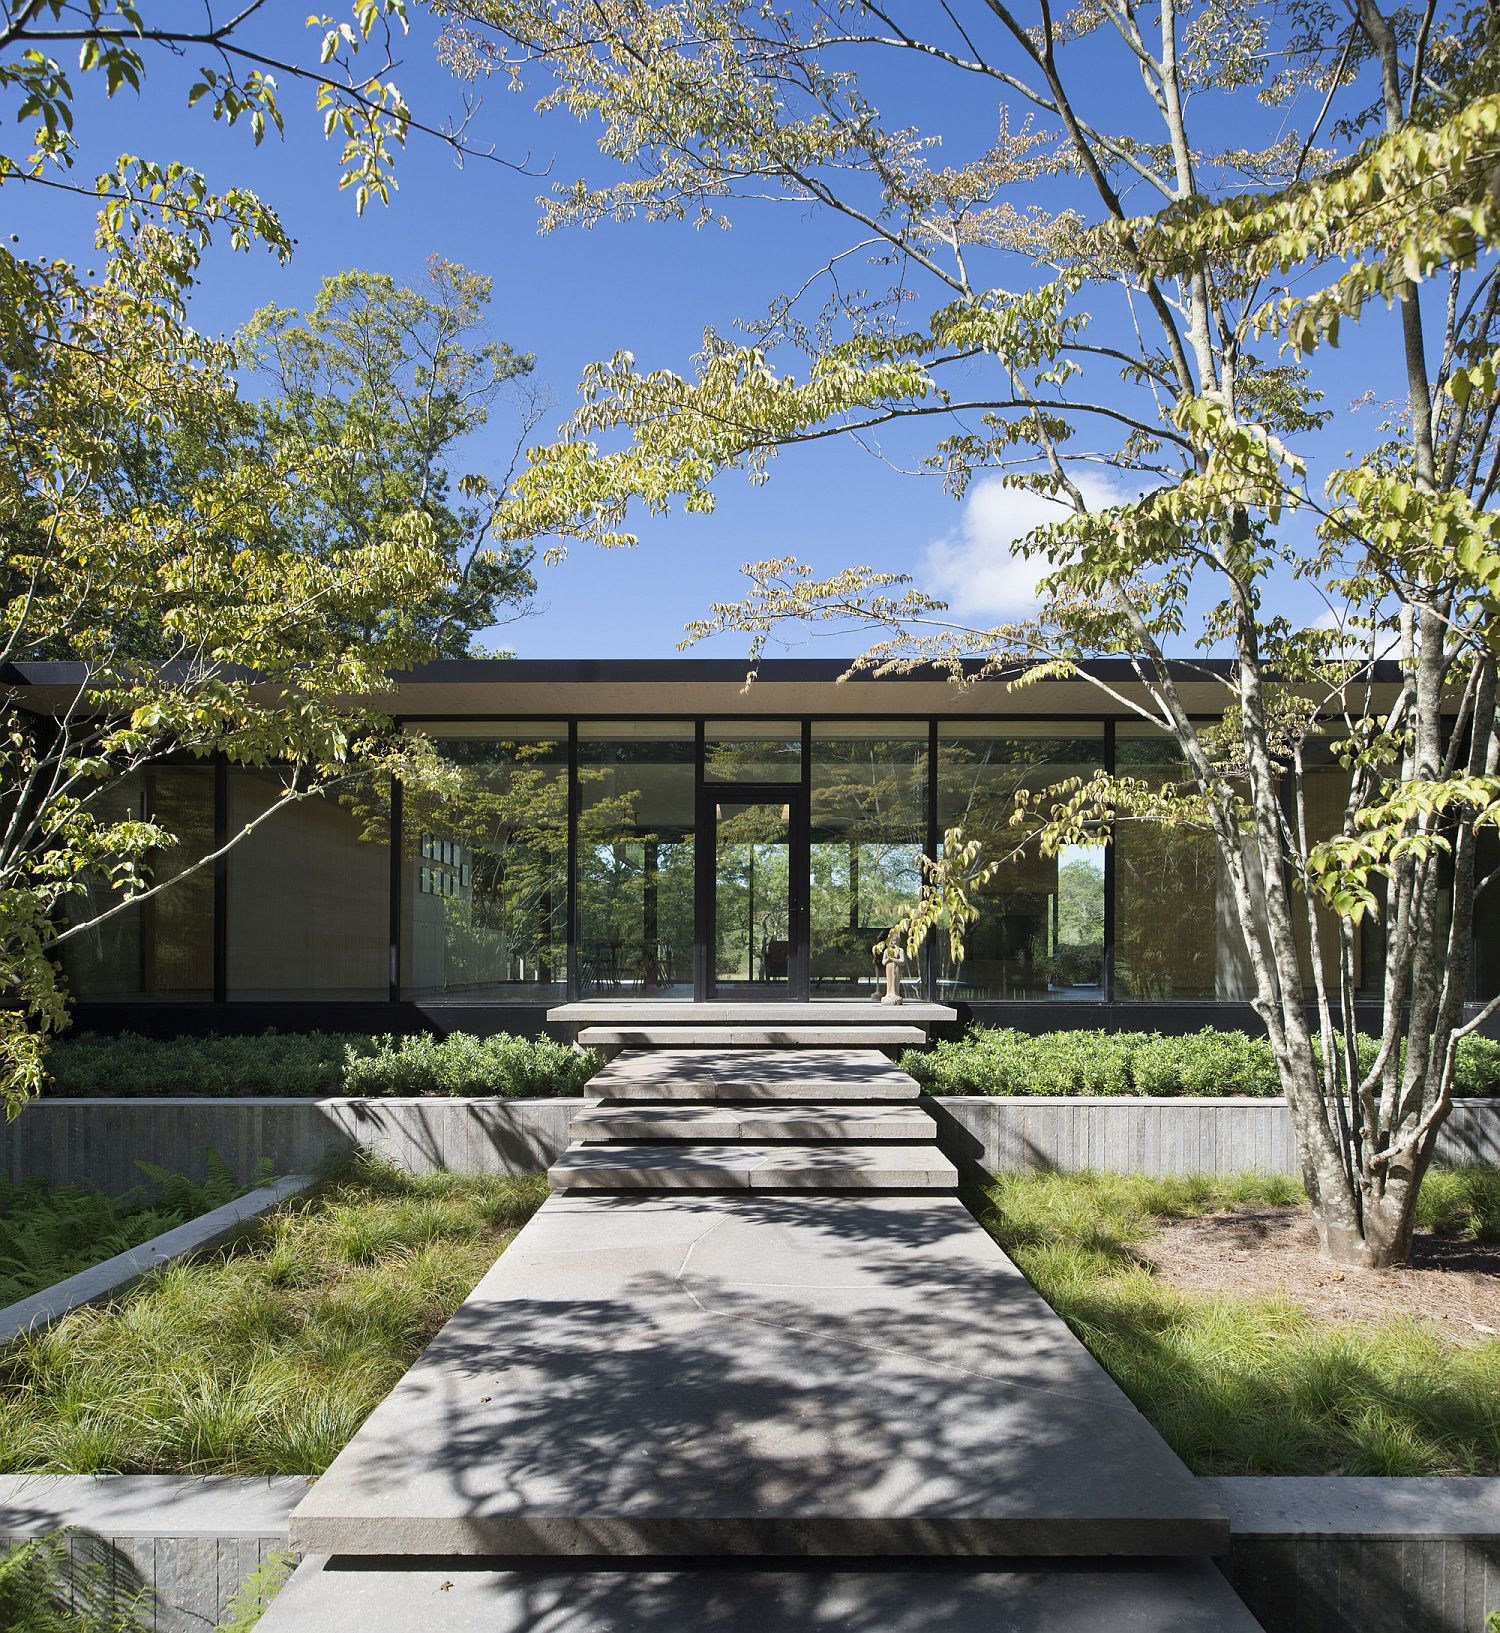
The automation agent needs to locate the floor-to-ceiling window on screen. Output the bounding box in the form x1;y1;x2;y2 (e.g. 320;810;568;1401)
226;770;389;999
1113;722;1250;1001
702;722;803;995
400;724;568;1002
935;725;1106;1001
810;724;927;998
1290;741;1384;1001
62;765;215;1000
577;724;695;998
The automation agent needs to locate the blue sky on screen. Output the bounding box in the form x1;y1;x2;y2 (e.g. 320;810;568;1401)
11;5;1406;660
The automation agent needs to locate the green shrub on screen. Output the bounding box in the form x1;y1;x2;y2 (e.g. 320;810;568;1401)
904;1024;1500;1099
1457;1036;1500;1096
1130;1029;1281;1097
44;1030;599;1100
337;1033;599;1098
46;1032;356;1098
0;1157;248;1307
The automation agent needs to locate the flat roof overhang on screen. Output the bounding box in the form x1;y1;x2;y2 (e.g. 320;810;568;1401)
1;657;1406;721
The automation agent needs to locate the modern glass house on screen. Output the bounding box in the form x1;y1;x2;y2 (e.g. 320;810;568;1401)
49;657;1500;1038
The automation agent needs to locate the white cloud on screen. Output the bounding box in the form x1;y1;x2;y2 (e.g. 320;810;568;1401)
1307;605;1400;661
920;472;1133;619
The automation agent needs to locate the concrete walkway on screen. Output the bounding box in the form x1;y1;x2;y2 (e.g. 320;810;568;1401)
265;1041;1261;1630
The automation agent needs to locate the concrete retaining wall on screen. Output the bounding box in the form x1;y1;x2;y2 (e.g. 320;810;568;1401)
4;1094;1497;1194
927;1095;1500;1180
2;1476;1494;1633
1209;1477;1500;1633
0;1475;306;1633
3;1097;585;1191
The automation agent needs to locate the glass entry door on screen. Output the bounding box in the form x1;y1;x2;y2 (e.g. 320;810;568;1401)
704;787;808;999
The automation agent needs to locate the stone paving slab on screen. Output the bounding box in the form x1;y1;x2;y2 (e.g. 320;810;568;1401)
588;1049;920;1101
260;1557;1262;1632
548;1142;958;1191
551;1002;956;1025
579;1025;930;1049
291;1193;1227;1559
570;1103;936;1142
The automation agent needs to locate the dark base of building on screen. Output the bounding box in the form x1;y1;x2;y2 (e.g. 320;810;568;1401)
66;999;1500;1045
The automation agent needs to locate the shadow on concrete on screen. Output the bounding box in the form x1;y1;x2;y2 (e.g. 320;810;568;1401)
292;1192;1224;1559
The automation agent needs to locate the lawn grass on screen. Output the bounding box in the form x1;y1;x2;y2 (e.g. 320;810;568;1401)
0;1158;547;1475
974;1168;1500;1476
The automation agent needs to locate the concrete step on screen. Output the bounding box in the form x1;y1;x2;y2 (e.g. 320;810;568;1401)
259;1557;1263;1632
571;1102;936;1142
551;1000;957;1026
588;1047;922;1101
578;1024;929;1048
548;1142;957;1191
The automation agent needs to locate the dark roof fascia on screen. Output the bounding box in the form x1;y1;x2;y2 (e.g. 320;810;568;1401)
0;656;1409;688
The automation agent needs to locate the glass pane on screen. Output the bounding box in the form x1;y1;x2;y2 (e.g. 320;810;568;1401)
227;770;389;998
714;799;791;991
1114;725;1246;1000
1291;758;1383;999
578;728;695;999
401;733;567;1001
1476;828;1500;1002
62;766;215;1000
810;729;926;999
937;730;1105;1001
704;720;802;783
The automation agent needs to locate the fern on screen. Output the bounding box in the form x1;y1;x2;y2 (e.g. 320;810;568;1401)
213;1553;295;1633
0;1532;152;1631
0;1160;254;1307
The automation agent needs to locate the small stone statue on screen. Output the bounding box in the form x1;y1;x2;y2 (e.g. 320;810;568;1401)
880;931;906;1006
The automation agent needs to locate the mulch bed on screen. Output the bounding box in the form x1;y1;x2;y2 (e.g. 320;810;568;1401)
1142;1205;1500;1344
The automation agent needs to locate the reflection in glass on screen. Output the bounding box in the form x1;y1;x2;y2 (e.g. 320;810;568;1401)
703;720;803;783
227;770;389;998
401;728;567;1000
1114;726;1246;1000
936;727;1105;1001
62;766;215;1000
714;799;791;992
1292;749;1383;1000
810;727;926;998
578;727;694;998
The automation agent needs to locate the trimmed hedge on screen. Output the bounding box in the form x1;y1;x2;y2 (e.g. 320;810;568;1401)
901;1026;1500;1099
44;1029;600;1100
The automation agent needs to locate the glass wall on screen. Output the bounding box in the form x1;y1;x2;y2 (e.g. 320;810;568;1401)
1291;745;1384;1000
936;725;1105;1001
578;724;694;997
810;724;927;997
400;725;568;1001
59;707;1477;1014
713;796;793;993
62;766;215;1000
227;770;388;998
1113;723;1251;1001
704;720;803;784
